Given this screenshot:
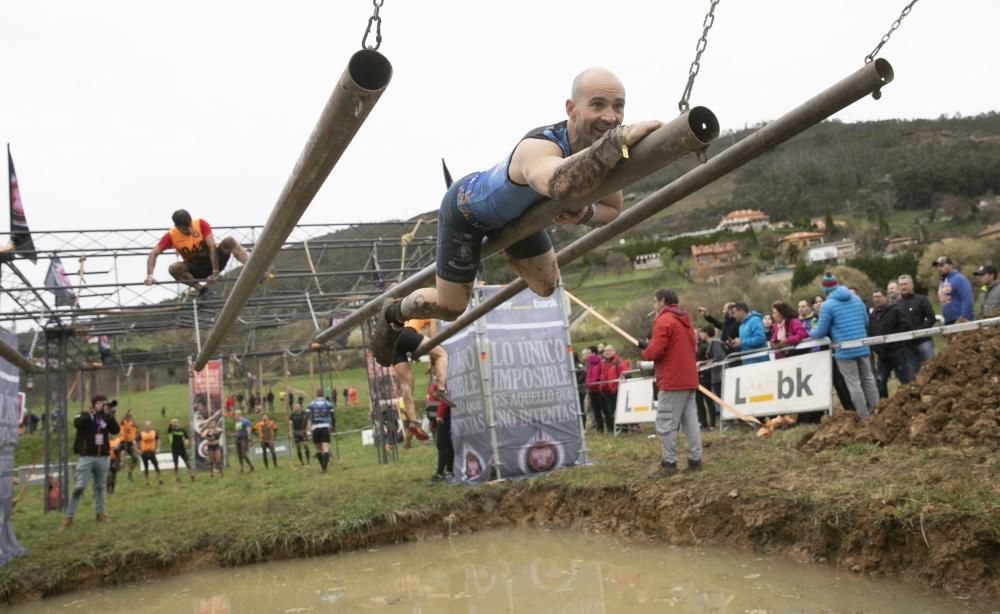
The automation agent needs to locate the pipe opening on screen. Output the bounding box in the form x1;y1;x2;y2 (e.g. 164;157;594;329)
688;106;720;144
349;49;393;91
873;58;894;84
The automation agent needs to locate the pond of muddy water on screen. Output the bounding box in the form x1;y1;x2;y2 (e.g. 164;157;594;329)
11;529;986;613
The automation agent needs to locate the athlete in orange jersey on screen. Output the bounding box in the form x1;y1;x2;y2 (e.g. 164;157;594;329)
144;209;251;296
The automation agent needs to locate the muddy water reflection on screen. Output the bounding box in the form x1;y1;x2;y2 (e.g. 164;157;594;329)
14;529;980;613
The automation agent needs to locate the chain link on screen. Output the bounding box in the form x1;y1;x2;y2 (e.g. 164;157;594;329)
678;0;721;113
864;0;918;63
361;0;385;51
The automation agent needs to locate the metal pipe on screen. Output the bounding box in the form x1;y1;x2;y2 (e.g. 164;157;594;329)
0;337;33;372
314;106;720;345
193;49;392;370
416;59;895;355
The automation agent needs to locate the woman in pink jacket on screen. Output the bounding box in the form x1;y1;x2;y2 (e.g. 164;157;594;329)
770;301;809;359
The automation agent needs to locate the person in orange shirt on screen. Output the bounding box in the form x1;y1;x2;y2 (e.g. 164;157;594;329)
253;414;279;468
118;410;139;481
389;318;450;449
138;421;162;485
106;435;122;494
144;209;253;297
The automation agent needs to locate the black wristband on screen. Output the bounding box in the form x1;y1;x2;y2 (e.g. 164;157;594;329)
578;203;596;225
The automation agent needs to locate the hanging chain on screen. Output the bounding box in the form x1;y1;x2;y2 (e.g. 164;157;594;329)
678;0;721;113
361;0;385;50
865;0;918;63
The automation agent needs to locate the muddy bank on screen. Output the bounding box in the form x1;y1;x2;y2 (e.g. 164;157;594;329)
799;327;1000;452
4;469;997;606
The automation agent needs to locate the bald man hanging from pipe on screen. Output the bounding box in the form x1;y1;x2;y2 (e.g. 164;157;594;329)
370;68;661;366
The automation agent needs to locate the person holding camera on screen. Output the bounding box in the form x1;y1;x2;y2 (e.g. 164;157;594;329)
60;394;120;531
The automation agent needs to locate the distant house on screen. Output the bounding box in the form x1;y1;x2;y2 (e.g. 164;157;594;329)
978;222;1000;241
717;209;770;233
691;241;740;276
884;236;918;256
809;216;848;231
633;253;662;270
806;240;858;264
779;231;826;250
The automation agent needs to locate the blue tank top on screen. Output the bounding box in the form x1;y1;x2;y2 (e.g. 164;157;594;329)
456;121;571;231
306;398;333;428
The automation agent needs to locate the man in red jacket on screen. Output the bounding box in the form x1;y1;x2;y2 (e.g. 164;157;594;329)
599;345;629;433
638;289;702;476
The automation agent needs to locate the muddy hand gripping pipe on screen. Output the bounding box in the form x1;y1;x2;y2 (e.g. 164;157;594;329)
415;59;895;356
312;107;721;346
193;50;392;371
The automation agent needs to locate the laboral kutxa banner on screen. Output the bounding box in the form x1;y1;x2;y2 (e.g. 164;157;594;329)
444;285;583;483
721;349;832;419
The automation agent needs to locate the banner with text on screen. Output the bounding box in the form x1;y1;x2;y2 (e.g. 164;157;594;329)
721;349;832;419
0;328;26;566
445;286;583;483
190;359;225;470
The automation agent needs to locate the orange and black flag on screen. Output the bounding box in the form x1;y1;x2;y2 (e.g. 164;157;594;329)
7;145;37;263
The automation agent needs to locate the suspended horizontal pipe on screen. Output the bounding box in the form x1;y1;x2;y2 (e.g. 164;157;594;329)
415;59;895;356
192;50;392;371
2;266;427;293
314;106;720;345
0;338;33;372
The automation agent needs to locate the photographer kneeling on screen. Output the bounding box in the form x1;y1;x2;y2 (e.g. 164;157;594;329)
60;394;120;531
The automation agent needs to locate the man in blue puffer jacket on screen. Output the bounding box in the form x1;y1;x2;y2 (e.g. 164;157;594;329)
810;272;879;419
729;303;768;364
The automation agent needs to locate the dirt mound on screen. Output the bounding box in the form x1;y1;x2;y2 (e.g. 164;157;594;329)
799;326;1000;452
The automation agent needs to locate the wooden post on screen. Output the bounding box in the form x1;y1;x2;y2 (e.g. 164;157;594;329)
115;373;120;399
282;352;290;405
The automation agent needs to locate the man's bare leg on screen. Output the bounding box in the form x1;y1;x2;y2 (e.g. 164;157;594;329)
427;347;448;388
503;248;560;297
219;236;249;264
400;277;474;322
371;277;472;367
168;262;202;292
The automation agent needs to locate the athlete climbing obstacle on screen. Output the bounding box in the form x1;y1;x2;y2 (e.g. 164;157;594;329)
144;209;253;297
390;317;449;446
371;68;662;365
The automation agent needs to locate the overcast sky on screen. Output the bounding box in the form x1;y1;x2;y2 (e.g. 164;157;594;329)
1;0;998;300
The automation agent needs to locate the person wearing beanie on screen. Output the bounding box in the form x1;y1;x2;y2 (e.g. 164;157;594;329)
60;394;120;531
809;273;879;419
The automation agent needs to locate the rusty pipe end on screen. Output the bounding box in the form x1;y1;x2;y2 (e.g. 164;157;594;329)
873;58;894;85
687;106;720;145
348;49;393;92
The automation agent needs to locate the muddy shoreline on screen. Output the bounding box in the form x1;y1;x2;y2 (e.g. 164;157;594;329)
5;476;996;606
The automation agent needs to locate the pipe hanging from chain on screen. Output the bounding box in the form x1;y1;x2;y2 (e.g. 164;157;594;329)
192;49;392;371
414;59;895;357
313;106;720;346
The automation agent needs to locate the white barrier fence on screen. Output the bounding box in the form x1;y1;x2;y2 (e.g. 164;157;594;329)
614;317;1000;427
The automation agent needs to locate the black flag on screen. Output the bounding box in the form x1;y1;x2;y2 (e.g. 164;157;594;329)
7;145;37;263
441;158;453;188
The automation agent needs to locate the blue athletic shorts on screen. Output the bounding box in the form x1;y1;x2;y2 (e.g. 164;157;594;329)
436;175;552;284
